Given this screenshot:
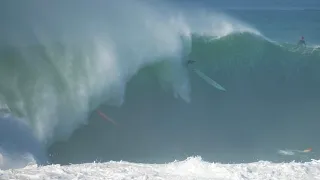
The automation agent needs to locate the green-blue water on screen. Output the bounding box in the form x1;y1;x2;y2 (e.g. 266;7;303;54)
0;0;319;169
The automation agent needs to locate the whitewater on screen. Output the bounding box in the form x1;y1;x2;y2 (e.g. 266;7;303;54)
1;157;320;180
1;0;320;179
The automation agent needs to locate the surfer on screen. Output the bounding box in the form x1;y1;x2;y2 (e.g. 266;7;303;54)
297;36;306;47
186;60;196;66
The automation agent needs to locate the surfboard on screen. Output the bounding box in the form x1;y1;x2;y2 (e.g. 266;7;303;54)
278;148;312;156
192;68;226;91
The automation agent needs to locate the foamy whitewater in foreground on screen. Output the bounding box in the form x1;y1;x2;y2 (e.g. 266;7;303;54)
1;157;320;180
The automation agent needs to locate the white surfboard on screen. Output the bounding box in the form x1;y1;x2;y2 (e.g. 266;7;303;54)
192;68;226;91
278;148;312;156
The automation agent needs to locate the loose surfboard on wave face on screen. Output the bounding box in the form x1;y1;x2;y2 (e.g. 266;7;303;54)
192;68;226;91
278;148;312;156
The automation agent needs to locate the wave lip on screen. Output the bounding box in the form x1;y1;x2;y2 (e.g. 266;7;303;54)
0;0;264;149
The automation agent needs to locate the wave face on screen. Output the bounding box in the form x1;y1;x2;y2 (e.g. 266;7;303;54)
49;32;320;164
1;0;320;167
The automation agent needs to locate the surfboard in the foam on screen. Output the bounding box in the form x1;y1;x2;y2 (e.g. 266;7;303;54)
192;68;226;91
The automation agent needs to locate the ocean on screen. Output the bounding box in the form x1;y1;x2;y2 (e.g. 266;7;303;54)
1;0;320;179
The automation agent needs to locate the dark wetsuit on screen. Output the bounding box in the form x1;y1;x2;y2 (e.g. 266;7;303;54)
186;60;196;66
297;39;306;47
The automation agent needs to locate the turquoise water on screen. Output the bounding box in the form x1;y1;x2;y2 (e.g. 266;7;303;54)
226;9;320;44
0;0;319;168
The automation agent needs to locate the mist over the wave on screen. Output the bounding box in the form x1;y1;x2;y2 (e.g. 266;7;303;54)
0;0;268;168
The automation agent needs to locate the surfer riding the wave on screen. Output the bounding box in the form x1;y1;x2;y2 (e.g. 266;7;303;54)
187;60;196;66
297;36;306;48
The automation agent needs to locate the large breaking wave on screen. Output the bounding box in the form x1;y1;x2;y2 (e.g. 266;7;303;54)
1;0;320;169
